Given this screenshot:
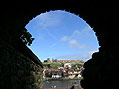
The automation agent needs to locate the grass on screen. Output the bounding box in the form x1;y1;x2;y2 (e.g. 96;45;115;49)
43;60;84;69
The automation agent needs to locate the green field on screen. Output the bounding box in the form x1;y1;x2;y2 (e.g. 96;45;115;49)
42;60;84;69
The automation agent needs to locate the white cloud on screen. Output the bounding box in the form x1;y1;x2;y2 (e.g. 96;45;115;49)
60;36;70;42
34;11;65;41
60;25;98;50
71;26;92;39
69;39;85;50
69;40;78;47
71;30;81;38
56;54;81;60
34;11;63;29
60;35;86;50
55;49;99;61
55;53;91;61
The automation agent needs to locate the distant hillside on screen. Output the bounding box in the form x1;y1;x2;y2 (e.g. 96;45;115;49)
42;60;85;69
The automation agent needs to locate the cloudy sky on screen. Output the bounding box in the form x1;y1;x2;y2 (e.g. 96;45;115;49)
25;10;100;62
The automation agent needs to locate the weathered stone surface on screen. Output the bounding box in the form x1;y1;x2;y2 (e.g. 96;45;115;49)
0;4;119;89
0;39;43;89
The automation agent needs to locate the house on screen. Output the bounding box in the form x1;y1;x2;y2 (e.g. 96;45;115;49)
45;69;63;78
44;58;51;63
64;63;71;69
57;60;71;62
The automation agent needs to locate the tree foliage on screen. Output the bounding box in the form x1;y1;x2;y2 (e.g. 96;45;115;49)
52;59;57;62
20;28;34;46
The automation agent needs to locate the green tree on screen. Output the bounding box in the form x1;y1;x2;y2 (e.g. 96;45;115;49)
20;28;34;46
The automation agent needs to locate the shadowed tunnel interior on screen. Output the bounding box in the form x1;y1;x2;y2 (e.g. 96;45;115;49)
0;4;119;89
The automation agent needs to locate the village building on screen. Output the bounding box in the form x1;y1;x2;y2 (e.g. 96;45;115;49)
57;60;71;62
44;58;51;63
64;63;71;69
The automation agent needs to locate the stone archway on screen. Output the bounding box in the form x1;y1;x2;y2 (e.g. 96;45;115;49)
0;6;119;89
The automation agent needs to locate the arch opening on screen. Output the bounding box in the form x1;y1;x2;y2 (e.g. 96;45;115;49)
25;10;100;88
26;10;100;62
1;7;118;89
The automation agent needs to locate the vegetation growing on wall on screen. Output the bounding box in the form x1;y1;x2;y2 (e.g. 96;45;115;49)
20;28;34;46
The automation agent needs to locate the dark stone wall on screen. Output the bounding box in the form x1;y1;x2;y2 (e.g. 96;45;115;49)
0;3;119;89
0;6;44;89
79;8;119;89
0;39;43;89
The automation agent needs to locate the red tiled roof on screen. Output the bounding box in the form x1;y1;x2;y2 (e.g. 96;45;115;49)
58;60;71;62
43;88;83;89
44;88;70;89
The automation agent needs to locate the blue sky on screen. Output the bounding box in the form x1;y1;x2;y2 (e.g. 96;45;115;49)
25;10;100;62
